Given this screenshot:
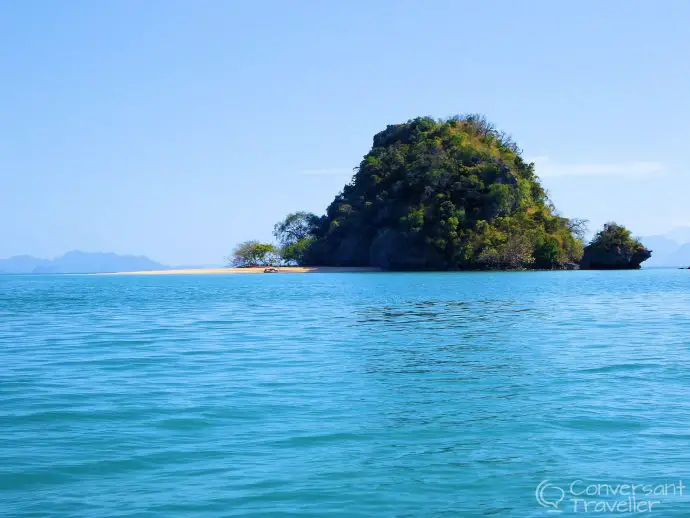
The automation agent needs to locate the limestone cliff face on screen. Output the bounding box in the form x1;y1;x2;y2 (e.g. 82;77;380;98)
580;245;652;270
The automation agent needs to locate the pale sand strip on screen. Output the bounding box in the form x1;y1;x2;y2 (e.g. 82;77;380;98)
104;266;382;275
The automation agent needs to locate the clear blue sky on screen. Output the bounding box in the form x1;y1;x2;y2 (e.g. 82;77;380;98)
2;0;688;265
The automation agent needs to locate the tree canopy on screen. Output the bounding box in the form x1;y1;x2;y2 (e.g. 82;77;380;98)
273;212;319;264
273;211;319;246
228;240;277;267
297;115;584;270
588;222;645;253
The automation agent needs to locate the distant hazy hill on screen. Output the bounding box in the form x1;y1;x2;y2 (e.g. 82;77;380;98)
0;254;47;274
665;243;690;267
641;235;682;266
641;228;690;267
0;251;167;274
666;227;690;245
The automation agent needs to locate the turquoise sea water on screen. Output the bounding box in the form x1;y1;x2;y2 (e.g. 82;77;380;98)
2;270;690;516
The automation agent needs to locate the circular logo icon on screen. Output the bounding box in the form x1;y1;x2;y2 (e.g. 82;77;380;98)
536;480;565;512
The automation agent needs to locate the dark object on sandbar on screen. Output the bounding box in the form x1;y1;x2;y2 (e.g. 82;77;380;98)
263;267;280;273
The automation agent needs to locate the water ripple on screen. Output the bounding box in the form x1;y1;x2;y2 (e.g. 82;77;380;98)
1;270;690;516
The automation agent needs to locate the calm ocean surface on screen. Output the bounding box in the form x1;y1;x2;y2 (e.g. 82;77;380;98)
2;270;690;517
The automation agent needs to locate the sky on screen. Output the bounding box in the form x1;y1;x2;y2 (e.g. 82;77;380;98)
1;0;689;265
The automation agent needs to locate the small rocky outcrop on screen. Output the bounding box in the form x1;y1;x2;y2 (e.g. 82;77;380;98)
580;245;651;270
579;223;651;270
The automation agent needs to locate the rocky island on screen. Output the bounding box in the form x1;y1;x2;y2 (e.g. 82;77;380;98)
231;115;651;272
302;115;585;270
580;223;652;270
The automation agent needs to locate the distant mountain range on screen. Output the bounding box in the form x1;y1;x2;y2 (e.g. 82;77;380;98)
0;251;167;274
640;228;690;267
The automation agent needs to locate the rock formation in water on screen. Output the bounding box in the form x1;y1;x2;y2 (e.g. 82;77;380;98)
580;223;652;270
301;115;585;270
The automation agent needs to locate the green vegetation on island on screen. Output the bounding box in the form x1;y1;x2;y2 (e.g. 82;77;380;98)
580;222;651;270
232;115;651;271
272;211;320;264
290;115;584;270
